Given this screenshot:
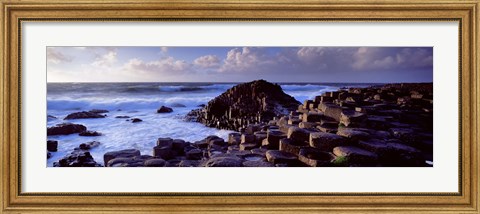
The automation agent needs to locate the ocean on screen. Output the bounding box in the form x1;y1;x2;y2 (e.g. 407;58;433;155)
46;82;376;166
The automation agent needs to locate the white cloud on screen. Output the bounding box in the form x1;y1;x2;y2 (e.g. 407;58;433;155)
193;55;220;68
160;47;168;54
123;57;191;75
92;50;118;67
47;48;73;64
220;47;276;72
352;47;433;71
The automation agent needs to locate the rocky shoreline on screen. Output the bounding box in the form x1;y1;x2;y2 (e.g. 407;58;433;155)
47;80;433;167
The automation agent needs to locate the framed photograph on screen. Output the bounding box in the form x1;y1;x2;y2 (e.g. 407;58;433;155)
1;0;478;213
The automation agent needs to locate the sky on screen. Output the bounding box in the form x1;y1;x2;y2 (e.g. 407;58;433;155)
47;46;433;83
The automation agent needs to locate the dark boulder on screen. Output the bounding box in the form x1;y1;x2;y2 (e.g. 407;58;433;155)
47;123;87;136
64;111;106;120
131;118;143;123
79;130;102;136
79;141;101;150
157;106;173;113
47;140;58;152
53;150;101;167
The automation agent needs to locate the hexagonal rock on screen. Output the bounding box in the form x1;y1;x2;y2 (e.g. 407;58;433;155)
309;132;346;151
302;112;324;123
298;147;336;167
336;128;370;142
265;150;298;165
209;138;226;147
288;118;302;125
299;122;316;129
203;156;243;167
178;160;201;167
228;132;241;145
241;133;255;144
107;155;151;167
186;149;203;160
243;160;274;167
156;138;173;148
253;131;268;144
262;130;287;149
358;139;390;154
240;143;258;151
389;128;419;145
172;139;189;155
103;149;141;166
287;126;313;143
340;110;366;127
144;158;166;167
279;138;309;155
250;148;268;156
225;150;251;158
332;146;378;165
318;103;343;121
243;153;266;162
384;142;424;166
153;146;176;160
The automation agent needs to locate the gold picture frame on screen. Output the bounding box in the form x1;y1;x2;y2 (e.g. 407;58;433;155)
1;0;478;213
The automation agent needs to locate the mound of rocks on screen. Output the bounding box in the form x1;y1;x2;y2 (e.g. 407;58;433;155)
186;79;300;131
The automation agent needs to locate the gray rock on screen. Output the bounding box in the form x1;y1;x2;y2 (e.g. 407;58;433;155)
265;150;298;165
203;156;243;167
103;149;141;166
309;132;346;151
332;146;378;166
298;147;336;167
186;149;203;160
243;160;274;167
144;158;166;167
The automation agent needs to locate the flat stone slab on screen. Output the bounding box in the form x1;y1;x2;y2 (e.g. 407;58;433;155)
333;146;378;165
336;128;370;142
243;160;274;167
203;156;243;167
266;150;298;165
104;149;141;166
309;132;346;151
298;147;336;167
144;158;166;167
279;138;309;155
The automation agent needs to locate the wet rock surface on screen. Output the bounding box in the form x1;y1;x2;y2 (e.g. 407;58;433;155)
64;111;106;120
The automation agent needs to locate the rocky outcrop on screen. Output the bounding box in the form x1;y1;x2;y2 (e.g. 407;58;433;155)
53;149;101;167
79;130;102;136
186;79;300;131
47;123;87;136
64;111;106;120
157;106;173;113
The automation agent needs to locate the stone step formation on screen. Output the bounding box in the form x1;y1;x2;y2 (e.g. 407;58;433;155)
186;79;301;131
94;82;433;167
